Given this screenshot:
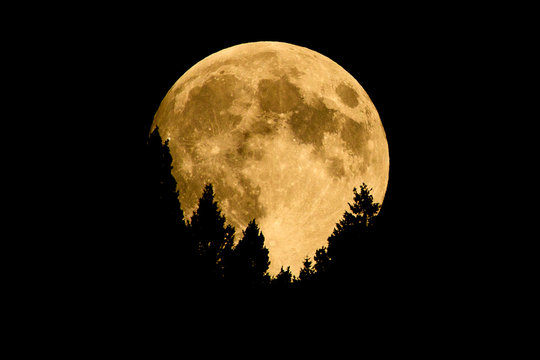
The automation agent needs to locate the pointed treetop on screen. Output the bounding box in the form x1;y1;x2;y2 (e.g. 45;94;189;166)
348;183;381;227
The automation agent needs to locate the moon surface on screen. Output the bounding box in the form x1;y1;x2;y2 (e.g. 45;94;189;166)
151;41;389;275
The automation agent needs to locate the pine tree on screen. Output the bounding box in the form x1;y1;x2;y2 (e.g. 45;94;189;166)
146;127;185;234
144;127;188;292
313;246;331;282
327;183;380;261
313;183;381;283
189;184;235;284
298;256;315;283
346;183;381;230
227;219;270;289
271;266;293;291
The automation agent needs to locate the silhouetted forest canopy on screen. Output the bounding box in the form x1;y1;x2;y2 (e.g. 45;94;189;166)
144;127;387;293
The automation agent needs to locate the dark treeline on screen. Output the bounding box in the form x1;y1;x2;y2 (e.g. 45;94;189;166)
141;127;395;297
119;126;499;340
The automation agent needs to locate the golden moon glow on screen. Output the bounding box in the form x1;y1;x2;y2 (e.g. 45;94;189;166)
151;41;389;275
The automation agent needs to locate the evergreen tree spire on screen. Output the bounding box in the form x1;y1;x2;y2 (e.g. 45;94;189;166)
298;256;315;283
146;126;185;230
189;184;235;282
227;219;270;289
311;183;381;284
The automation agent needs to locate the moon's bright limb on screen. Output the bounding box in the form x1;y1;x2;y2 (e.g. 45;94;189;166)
151;42;389;275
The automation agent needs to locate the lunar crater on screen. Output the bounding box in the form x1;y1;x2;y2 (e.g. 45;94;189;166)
336;83;360;108
288;96;337;151
326;157;346;179
257;77;303;114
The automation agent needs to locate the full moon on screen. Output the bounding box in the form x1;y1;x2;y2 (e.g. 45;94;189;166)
151;41;389;275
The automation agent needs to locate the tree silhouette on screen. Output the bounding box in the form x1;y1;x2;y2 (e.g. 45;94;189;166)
311;183;381;286
226;219;270;289
189;184;235;285
298;256;315;284
145;127;186;233
143;127;189;291
271;266;294;291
